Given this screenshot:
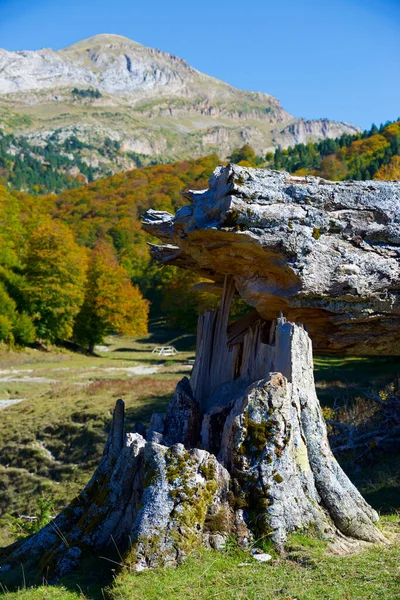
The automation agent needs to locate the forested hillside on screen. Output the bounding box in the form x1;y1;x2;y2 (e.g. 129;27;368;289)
0;184;149;349
0;130;155;194
0;155;222;348
268;119;400;180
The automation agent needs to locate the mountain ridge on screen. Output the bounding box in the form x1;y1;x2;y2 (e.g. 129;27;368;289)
0;34;360;180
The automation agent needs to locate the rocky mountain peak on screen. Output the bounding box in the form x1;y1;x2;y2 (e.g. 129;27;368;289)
60;33;144;51
0;34;361;173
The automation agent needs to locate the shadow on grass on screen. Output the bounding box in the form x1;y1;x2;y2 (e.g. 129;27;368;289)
314;355;400;386
124;393;173;429
314;355;400;407
0;552;117;600
346;450;400;514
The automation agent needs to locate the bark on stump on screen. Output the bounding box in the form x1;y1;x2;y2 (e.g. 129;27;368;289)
0;290;385;579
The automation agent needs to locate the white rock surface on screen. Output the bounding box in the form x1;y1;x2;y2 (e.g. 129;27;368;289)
252;553;272;562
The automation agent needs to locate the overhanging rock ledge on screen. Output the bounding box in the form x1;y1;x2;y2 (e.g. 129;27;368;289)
143;164;400;354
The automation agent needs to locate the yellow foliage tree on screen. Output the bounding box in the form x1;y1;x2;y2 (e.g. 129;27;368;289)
23;219;87;342
73;240;149;352
373;156;400;181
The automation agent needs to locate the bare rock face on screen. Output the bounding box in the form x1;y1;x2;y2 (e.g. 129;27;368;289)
0;35;359;174
143;164;400;354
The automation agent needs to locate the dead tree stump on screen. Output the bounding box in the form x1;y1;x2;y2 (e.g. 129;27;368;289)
0;284;385;579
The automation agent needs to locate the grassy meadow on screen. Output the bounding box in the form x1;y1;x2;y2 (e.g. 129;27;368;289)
0;328;195;546
0;330;399;599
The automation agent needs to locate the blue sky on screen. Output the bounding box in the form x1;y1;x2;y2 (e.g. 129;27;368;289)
0;0;399;129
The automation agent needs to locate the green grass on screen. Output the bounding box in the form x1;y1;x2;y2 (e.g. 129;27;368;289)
0;331;195;545
1;523;399;600
0;587;83;599
0;337;399;599
109;543;400;600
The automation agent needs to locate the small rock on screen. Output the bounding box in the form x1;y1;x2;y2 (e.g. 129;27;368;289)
209;533;226;550
252;553;272;562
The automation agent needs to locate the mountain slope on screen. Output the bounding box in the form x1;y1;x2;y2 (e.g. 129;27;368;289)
0;34;359;178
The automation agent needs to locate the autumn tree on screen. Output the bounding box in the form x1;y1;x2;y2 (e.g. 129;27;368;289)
0;185;36;345
228;144;263;167
374;156;400;180
73;240;149;352
318;155;349;180
23;220;87;342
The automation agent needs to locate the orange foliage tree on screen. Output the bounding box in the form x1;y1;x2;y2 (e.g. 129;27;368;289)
73;240;149;352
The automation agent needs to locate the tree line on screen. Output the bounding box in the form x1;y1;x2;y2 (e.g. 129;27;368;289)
266;119;400;181
229;120;400;181
72;88;102;99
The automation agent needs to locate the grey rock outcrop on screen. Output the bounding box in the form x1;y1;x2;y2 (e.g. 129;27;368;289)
143;164;400;354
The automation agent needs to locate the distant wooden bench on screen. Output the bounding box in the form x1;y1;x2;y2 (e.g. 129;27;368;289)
152;346;178;356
